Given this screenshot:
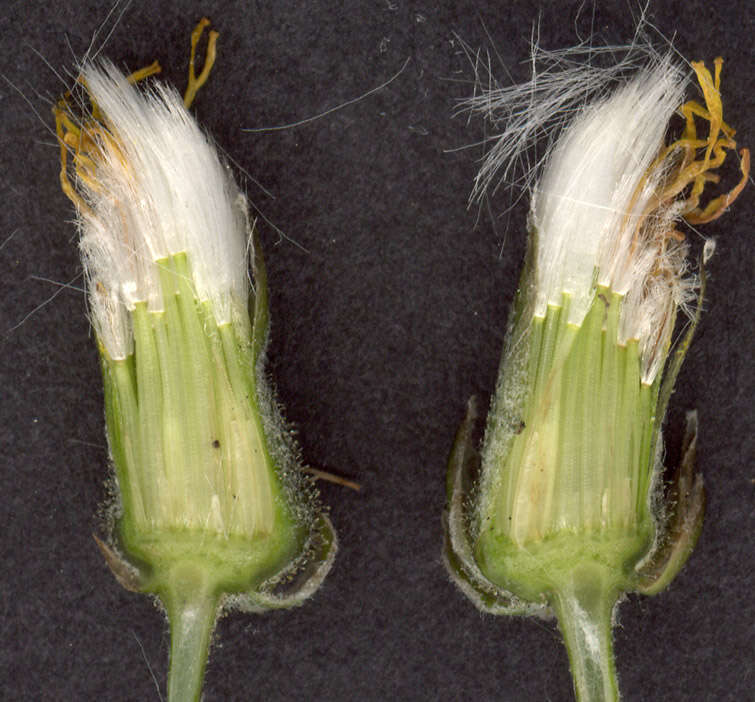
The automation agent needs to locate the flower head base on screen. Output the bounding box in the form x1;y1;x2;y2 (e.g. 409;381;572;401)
445;44;748;702
55;20;336;701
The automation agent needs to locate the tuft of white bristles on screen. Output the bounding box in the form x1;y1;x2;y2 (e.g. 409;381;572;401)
531;62;686;313
75;62;248;359
466;40;700;383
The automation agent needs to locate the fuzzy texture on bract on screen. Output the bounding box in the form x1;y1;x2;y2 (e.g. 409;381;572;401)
76;62;248;360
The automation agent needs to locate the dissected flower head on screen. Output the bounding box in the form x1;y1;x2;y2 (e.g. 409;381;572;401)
445;37;748;702
54;20;336;701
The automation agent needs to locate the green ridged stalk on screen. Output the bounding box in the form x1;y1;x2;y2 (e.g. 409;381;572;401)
162;564;221;702
552;565;620;702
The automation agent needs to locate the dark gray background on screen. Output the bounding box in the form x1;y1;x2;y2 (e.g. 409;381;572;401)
1;1;752;700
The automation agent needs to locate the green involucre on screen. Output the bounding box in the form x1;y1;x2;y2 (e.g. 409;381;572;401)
94;241;337;702
441;265;700;702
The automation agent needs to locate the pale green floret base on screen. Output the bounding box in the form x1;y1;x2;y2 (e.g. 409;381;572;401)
100;252;311;702
478;289;659;545
475;288;662;702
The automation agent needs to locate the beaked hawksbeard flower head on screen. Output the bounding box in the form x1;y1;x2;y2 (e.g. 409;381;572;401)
444;42;748;702
54;21;336;701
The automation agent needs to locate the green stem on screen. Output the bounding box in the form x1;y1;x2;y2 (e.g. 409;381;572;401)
162;563;221;702
551;564;620;702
